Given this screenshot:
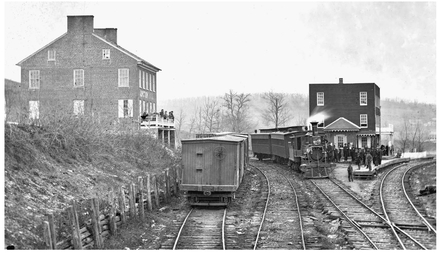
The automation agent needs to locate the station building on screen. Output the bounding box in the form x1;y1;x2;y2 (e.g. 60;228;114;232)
16;15;175;148
309;78;383;149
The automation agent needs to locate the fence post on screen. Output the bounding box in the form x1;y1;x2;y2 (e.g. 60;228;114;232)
43;221;52;249
118;187;127;224
68;200;83;249
47;213;57;249
165;169;170;201
108;188;117;235
146;173;153;211
129;183;136;218
138;177;145;220
91;198;103;248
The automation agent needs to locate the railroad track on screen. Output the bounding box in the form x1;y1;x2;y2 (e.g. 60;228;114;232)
380;160;436;250
310;178;403;249
171;207;226;250
250;162;306;250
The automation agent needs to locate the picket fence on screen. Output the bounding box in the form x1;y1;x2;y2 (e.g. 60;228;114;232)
42;167;180;249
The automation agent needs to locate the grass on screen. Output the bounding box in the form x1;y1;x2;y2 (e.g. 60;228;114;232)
4;113;180;249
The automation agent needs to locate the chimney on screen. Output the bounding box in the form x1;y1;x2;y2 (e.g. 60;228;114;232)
339;78;343;84
94;28;118;44
67;15;94;34
310;121;318;136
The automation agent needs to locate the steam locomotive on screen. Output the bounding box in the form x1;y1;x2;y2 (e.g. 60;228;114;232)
251;122;335;178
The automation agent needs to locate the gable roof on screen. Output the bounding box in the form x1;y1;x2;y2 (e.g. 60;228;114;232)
16;32;161;72
92;34;161;72
16;33;68;66
324;117;360;132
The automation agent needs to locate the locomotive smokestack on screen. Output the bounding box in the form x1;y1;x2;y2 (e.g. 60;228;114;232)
310;121;318;136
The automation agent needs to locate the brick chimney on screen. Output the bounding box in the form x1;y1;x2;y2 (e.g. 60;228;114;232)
339;78;343;84
67;15;94;34
94;28;118;44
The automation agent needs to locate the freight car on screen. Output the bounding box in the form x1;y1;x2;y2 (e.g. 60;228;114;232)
180;134;248;206
250;122;335;178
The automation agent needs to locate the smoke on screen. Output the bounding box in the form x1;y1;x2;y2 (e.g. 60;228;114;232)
307;108;333;128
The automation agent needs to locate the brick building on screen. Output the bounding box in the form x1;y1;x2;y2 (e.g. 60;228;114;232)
17;15;160;125
309;78;381;149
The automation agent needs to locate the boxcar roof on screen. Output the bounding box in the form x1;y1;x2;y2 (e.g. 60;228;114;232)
182;135;247;143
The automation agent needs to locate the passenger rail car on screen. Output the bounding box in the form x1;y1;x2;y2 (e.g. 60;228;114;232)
180;134;248;206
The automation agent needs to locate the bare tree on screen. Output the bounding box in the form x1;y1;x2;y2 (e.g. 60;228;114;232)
396;115;411;153
222;90;252;133
174;108;185;142
202;97;222;133
261;91;293;129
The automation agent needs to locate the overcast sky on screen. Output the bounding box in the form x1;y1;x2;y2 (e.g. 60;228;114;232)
3;1;436;104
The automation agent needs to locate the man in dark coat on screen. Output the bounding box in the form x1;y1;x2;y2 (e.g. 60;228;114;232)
343;144;348;162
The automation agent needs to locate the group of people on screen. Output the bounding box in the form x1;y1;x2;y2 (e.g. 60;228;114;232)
326;143;390;169
140;109;174;122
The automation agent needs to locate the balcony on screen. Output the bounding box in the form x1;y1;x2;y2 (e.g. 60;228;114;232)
140;114;174;129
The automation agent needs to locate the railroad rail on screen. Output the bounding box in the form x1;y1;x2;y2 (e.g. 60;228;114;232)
250;163;306;250
310;178;404;249
380;160;436;250
172;207;226;250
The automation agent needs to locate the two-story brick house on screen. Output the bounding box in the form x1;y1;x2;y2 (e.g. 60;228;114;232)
17;15;160;126
309;78;381;149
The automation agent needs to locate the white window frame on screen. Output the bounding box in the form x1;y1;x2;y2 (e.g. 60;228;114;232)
29;70;40;89
139;70;142;88
118;68;129;87
102;49;111;59
73;100;85;116
317;92;324;106
29;100;39;120
360;114;368;128
118;99;133;118
48;50;56;61
360;92;367;106
142;71;146;90
152;74;156;92
73;69;84;87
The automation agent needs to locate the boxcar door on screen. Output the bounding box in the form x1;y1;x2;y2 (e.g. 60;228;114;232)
195;147;204;186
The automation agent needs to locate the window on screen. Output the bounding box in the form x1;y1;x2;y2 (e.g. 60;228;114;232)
152;102;156;113
118;99;133;118
360;92;367;106
361;137;368;148
29;101;39;119
102;49;110;59
360;114;368;128
118;69;129;87
337;136;344;148
148;73;152;90
73;69;84;87
73;100;85;115
139;70;142;88
139;100;142;115
29;70;40;89
317;92;324;106
152;74;156;92
143;72;146;90
48;50;56;61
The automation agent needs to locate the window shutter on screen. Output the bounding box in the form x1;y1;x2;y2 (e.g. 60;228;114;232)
118;100;124;118
128;99;133;117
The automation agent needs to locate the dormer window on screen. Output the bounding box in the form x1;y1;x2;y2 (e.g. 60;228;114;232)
48;50;56;61
102;49;110;59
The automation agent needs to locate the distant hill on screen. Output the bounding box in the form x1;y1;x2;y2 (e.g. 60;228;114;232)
160;94;436;151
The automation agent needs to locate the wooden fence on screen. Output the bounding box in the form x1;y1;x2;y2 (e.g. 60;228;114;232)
42;167;180;249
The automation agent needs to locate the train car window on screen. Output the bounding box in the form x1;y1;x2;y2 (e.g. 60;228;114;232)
297;137;301;150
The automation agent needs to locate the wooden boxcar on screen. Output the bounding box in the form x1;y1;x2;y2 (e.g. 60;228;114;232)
180;135;248;206
250;133;272;160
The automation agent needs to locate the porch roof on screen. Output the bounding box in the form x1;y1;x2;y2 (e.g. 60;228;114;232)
324;117;360;132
